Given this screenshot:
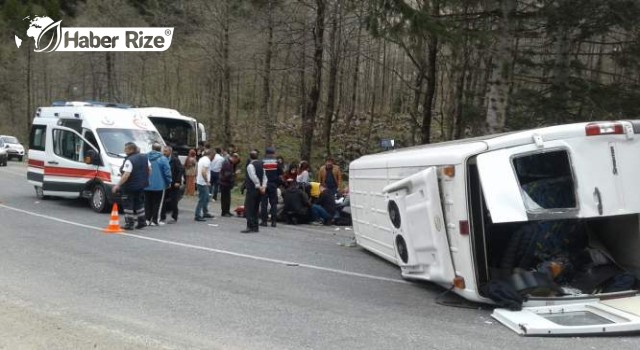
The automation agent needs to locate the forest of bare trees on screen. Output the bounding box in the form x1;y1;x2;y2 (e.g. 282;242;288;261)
2;0;640;168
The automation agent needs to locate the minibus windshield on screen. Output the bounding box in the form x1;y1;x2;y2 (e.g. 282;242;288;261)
97;128;163;157
147;117;196;156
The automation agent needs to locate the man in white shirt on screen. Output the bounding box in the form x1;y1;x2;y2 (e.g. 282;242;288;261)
210;148;225;201
195;149;215;221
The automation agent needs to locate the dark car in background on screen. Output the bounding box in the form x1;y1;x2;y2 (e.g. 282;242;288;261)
0;135;25;161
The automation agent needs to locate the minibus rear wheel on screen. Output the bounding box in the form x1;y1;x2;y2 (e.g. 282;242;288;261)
90;184;109;213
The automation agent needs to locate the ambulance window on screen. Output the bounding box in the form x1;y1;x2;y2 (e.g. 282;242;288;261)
53;129;84;162
83;130;98;153
512;150;576;210
29;125;47;151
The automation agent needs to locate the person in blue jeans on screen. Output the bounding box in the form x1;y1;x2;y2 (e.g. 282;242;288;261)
144;143;172;226
311;184;336;225
195;149;215;221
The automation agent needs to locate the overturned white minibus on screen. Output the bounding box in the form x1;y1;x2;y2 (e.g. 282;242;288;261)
349;121;640;335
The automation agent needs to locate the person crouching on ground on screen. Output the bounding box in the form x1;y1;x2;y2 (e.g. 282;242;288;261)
144;143;172;226
113;142;150;230
195;149;215;221
311;184;336;225
160;146;184;224
282;179;311;225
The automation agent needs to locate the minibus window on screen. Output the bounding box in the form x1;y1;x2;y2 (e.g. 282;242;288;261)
512;150;576;210
148;117;195;156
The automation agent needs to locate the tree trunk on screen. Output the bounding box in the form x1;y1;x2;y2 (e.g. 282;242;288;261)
485;0;515;134
345;15;362;131
222;0;232;148
262;0;274;147
106;52;115;101
366;39;381;151
300;0;325;162
26;47;32;136
322;0;340;157
420;2;440;144
299;19;307;121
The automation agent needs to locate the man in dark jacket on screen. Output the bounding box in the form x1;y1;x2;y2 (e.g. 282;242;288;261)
282;179;311;225
219;153;240;217
311;184;336;225
113;142;150;230
160;146;184;224
241;150;267;233
260;147;283;227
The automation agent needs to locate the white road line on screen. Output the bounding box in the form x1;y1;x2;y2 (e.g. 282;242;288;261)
0;203;408;285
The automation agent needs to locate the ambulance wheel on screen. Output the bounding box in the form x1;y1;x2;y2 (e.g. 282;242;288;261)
34;186;49;200
90;185;109;213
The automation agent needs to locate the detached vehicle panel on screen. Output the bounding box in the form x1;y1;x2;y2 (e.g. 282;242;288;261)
349;121;640;336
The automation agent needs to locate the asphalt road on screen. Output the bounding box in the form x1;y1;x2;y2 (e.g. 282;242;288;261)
1;161;639;349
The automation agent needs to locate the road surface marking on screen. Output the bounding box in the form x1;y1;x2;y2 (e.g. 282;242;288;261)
0;203;408;285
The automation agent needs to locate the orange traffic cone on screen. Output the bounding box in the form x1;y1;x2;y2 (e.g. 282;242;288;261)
104;203;123;234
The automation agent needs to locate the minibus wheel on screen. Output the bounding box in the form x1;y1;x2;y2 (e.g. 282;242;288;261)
90;185;109;213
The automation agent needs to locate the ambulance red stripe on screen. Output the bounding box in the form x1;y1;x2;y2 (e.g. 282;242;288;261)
44;166;111;182
28;159;45;168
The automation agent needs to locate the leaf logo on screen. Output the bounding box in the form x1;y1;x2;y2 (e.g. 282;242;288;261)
34;20;62;53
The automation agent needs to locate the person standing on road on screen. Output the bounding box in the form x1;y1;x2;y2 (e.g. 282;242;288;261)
160;146;184;224
184;149;197;196
113;142;150;230
219;152;240;217
260;147;283;227
242;150;267;233
317;157;342;199
210;147;225;202
195;149;215;222
144;143;172;226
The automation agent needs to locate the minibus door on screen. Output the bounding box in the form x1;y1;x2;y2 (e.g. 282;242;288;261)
43;126;100;197
383;167;455;284
492;295;640;336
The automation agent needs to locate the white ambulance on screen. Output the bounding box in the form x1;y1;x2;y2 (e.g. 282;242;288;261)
349;120;640;335
27;103;164;212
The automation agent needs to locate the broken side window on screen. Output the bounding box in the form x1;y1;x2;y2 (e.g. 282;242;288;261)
512;150;577;212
